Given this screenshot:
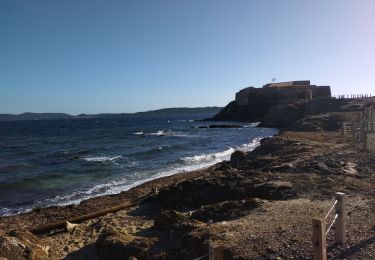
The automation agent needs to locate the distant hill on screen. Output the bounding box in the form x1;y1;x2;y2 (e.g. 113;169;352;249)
135;107;223;116
0;113;73;121
0;107;223;121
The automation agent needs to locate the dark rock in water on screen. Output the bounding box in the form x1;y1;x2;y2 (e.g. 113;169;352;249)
195;124;243;128
0;230;49;260
153;210;187;230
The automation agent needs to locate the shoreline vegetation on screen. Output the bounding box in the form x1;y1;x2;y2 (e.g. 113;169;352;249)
0;98;375;259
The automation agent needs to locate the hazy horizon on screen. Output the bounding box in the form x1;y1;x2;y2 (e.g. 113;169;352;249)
1;0;374;114
0;105;223;116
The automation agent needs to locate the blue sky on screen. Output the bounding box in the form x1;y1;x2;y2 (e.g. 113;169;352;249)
0;0;374;114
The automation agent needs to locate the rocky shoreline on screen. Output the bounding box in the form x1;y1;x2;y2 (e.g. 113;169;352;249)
1;98;375;259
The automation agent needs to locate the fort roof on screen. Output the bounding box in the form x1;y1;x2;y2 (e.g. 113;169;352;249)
235;80;331;106
263;80;311;88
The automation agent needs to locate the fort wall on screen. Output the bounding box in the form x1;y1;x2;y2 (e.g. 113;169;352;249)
235;81;331;106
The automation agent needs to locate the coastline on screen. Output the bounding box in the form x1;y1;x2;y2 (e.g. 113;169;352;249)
1;100;375;259
0;134;273;232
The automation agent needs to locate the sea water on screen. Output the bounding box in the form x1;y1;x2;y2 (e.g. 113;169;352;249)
0;113;277;216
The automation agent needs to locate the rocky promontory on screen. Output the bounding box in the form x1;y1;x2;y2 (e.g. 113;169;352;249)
209;97;366;129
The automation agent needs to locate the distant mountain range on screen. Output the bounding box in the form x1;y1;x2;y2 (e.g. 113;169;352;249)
0;107;223;122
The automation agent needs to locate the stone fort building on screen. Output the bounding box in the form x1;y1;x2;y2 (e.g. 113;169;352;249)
235;80;331;106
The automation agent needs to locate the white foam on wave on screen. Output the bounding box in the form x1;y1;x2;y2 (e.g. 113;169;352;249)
38;137;267;206
236;136;265;151
147;130;166;136
35;156;230;209
243;122;260;128
182;147;235;163
181;136;264;163
82;156;122;162
146;130;188;137
4;133;276;216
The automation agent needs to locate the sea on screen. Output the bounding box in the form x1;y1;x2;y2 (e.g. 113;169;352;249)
0;113;277;216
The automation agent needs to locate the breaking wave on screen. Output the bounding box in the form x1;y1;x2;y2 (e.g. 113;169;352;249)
181;137;264;163
82;156;122;162
20;136;268;212
132;130;188;137
181;148;235;163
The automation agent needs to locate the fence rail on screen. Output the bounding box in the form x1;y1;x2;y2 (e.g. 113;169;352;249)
312;192;346;260
334;94;373;99
340;103;375;150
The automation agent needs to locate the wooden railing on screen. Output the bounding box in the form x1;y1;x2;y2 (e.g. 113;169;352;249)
312;192;346;260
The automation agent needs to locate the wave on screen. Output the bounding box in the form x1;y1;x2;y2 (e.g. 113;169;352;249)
243;122;260;128
127;143;188;158
181;148;235;163
132;130;188;137
30;158;229;210
236;136;265;151
146;130;188;137
175;119;194;122
82;156;122;162
1;135;273;216
181;136;264;164
42;137;266;207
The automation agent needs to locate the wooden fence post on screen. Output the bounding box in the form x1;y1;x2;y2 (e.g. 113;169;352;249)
335;192;346;244
341;122;346;138
209;243;223;260
362;131;367;150
312;218;327;260
351;124;355;140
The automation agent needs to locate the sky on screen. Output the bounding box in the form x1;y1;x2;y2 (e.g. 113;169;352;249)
0;0;374;114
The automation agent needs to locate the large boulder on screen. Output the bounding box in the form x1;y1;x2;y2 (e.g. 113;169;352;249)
0;230;49;260
96;228;157;260
153;210;187;231
191;198;263;222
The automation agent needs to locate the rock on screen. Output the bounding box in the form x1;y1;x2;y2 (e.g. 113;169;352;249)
96;228;157;260
0;230;49;260
342;162;358;175
65;221;79;232
207;124;243;128
153;210;187;230
230;150;248;166
317;162;331;173
191;199;263;222
252;181;296;200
